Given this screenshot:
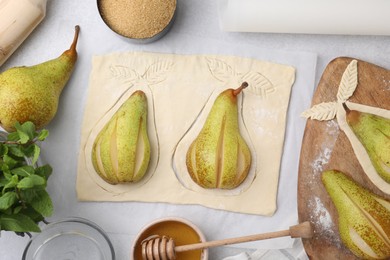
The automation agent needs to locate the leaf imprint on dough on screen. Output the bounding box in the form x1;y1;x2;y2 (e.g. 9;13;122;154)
337;59;358;102
301;101;338;121
206;58;238;84
242;71;275;98
144;60;174;85
110;65;140;80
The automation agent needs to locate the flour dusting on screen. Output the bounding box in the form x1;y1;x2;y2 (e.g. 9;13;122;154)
310;119;339;176
313;197;333;230
249;108;278;121
309;197;341;245
311;147;332;175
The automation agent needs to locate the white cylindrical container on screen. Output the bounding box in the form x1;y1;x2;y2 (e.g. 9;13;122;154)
218;0;390;36
0;0;47;67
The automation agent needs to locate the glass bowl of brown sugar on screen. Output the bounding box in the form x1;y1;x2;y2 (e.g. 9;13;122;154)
97;0;177;43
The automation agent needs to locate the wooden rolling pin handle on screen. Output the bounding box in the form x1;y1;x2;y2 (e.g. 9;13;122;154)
175;221;313;253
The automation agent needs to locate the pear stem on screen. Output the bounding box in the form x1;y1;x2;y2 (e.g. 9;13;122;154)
233;82;249;96
69;25;80;52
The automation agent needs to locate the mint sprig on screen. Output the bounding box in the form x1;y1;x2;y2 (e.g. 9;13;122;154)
0;122;53;235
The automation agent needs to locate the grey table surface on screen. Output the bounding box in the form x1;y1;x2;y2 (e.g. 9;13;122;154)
0;1;389;259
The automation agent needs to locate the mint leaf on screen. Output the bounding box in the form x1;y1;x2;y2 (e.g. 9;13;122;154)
19;189;35;203
0;192;17;210
22;144;35;158
0;213;40;232
2;169;12;181
8;146;25;158
14;122;36;144
0;178;8;188
35;165;52;180
19;207;44;223
0;144;7;156
2;175;18;192
17;175;45;189
32;145;40;165
14;123;30;144
21;122;36;139
3;155;18;169
11;166;35;177
6;132;19;142
30;190;53;217
13;206;23;214
37;130;49;141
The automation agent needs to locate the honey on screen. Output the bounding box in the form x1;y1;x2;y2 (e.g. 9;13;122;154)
133;220;205;260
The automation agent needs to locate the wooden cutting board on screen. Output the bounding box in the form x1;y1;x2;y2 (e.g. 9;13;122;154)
297;57;390;259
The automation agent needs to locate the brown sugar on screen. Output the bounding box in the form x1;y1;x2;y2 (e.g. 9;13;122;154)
99;0;176;39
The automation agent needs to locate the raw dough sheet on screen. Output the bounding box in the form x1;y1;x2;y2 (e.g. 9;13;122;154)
77;51;295;215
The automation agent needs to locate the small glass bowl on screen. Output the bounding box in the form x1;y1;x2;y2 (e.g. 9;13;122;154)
22;217;115;260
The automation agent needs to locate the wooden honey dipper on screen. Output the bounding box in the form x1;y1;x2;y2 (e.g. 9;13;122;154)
140;221;313;260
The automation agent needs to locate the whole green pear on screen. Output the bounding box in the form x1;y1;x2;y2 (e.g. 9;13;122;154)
0;26;80;132
344;104;390;183
92;90;151;184
186;82;252;189
322;170;390;259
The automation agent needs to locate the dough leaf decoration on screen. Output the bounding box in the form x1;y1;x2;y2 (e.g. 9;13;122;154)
207;58;275;99
242;71;275;98
144;61;174;85
302;59;358;121
337;59;358;102
207;58;237;83
110;60;174;86
301;101;338;121
110;65;140;85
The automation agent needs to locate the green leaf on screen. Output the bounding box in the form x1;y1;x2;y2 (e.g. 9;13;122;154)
3;207;12;215
35;165;52;180
0;213;40;232
0;178;8;187
21;122;36;138
11;166;34;177
37;130;49;141
2;169;12;180
19;189;35;203
3;155;18;169
14;121;36;144
2;175;18;192
22;144;35;158
32;145;40;165
13;206;23;214
1;165;11;178
8;146;25;158
0;144;8;156
0;192;17;210
14;123;30;144
6;132;19;142
19;207;44;223
29;190;53;217
17;175;45;189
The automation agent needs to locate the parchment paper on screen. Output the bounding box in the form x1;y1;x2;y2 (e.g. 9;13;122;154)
68;34;317;252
